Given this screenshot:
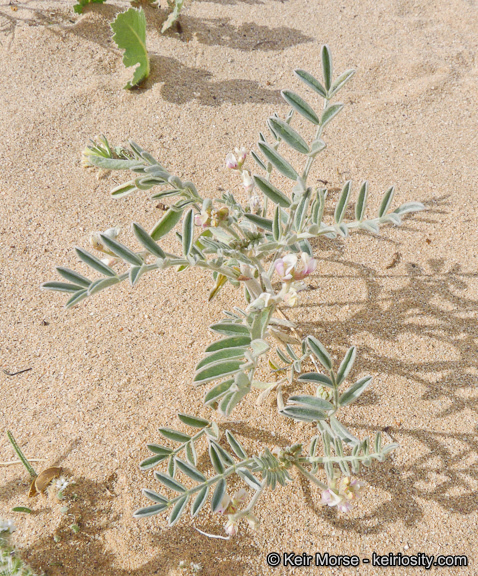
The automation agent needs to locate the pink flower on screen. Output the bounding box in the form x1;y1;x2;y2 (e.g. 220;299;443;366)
225;147;247;170
225;153;239;170
321;478;366;513
321;489;342;507
242;170;255;194
275;253;316;282
224;519;239;536
216;493;232;515
194;209;212;228
235;147;247;165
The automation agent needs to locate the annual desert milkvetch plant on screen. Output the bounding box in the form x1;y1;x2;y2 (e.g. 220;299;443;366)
43;47;424;536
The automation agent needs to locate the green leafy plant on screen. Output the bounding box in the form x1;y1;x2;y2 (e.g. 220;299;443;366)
44;47;424;536
162;0;185;33
0;522;37;576
111;8;150;90
73;0;106;14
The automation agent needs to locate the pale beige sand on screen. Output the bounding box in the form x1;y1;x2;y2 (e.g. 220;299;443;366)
0;0;477;574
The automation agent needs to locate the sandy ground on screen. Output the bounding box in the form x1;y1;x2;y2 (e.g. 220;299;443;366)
0;0;477;574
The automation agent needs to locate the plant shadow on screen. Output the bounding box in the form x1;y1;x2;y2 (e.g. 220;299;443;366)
147;53;281;105
19;476;259;575
289;201;478;532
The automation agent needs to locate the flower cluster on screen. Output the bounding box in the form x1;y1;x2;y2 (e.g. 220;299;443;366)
275;253;317;283
321;477;365;513
0;520;15;534
226;147;262;214
194;205;229;228
216;488;259;536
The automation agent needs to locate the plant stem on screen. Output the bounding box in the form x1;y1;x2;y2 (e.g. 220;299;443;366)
7;431;37;479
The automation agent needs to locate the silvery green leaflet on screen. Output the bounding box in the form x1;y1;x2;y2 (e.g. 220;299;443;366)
43;47;423;534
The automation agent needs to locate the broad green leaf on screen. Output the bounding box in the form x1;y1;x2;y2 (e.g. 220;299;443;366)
87;276;121;296
251;339;270;357
329;69;355;97
273;206;282;241
208;442;225;474
297;372;334;389
42;281;83;294
281;90;320;125
140;454;169;470
294;69;327;98
288;395;334;411
191;485;209;517
334;181;352;224
355;182;368;221
111;8;150;90
133;503;169;518
168;456;176;478
154;472;186;493
87;156;143;171
65;289;88;308
150;206;183;240
56;268;91;288
132;223;166;258
307;336;332;371
205;335;251;352
381;443;399;456
110;181;137;199
257;142;298;181
336;346;356;385
196;347;247;370
147;444;173;455
330;416;359;446
75;248;117;277
158;428;191;443
237;468;262;490
204;379;234;405
294;193;310;232
169;494;189;526
209;323;250;337
268;118;310;154
321;45;333;91
251;150;267;171
73;0;105;14
383;213;402;225
182;209;194;256
321;103;344;128
225;431;248;459
339;376;372;407
360;220;380;234
253;175;291;208
312;188;326;225
211;478;227;512
280;405;327;422
378;186;395;218
194;360;244;385
11;507;32;514
143;489;168;504
393;201;425;215
176;458;206;483
243;213;274;231
308;139;326;158
185;441;197;466
177;414;210;428
100;234;143;266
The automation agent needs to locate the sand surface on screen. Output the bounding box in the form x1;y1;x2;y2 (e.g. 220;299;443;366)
0;0;477;574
